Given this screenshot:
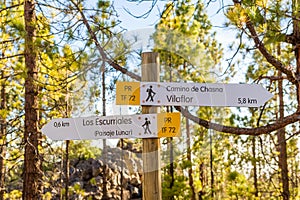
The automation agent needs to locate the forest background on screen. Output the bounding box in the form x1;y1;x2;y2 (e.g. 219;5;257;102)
1;0;300;199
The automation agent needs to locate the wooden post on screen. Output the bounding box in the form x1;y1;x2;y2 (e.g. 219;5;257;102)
142;52;162;200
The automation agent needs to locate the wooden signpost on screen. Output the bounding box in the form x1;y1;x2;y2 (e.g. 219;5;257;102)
141;52;162;200
42;51;274;200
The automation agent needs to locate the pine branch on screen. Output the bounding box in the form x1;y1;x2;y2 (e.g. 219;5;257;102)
175;106;300;136
70;0;141;81
245;20;297;85
0;54;24;60
0;4;20;13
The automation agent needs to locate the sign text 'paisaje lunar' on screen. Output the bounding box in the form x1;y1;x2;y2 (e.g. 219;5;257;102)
41;113;181;140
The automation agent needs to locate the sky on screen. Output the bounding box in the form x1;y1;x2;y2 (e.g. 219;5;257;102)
112;0;238;69
113;0;231;30
113;0;168;30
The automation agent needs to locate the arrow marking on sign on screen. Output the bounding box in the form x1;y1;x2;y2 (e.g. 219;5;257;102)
116;82;273;107
41;113;181;141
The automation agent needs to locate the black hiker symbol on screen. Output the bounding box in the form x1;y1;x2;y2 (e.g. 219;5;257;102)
142;118;152;134
145;85;156;102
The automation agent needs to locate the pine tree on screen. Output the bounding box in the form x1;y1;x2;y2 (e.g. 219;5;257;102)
23;0;41;198
153;1;223;199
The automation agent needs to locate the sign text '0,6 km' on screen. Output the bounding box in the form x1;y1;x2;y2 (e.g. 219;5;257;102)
116;82;273;107
41;113;181;141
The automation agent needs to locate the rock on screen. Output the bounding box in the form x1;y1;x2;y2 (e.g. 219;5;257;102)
83;170;93;181
92;166;102;177
131;173;141;186
50;146;143;200
110;171;120;187
94;175;103;185
122;189;131;200
131;186;140;198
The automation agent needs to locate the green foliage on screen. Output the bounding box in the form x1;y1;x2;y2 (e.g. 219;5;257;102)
89;177;97;185
42;192;52;200
67;183;85;198
153;0;222;82
0;0;116;198
69;140;101;160
153;1;227;199
4;190;22;199
225;0;300;199
162;173;189;199
226;171;255;199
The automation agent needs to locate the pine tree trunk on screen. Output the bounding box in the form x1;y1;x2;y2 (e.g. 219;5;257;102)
65;140;70;200
102;61;109;200
278;68;289;200
169;137;174;195
209;131;214;198
168;56;175;198
290;1;300;197
0;71;7;200
198;131;205;200
65;71;71;200
198;162;205;200
60;145;64;200
23;0;40;199
252;137;258;197
294;0;300;112
186;117;196;200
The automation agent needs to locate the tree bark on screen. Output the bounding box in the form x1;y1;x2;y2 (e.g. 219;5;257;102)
278;68;289;199
209;131;214;198
65;140;70;200
252;137;258;197
23;0;40;199
102;60;109;200
293;0;300;111
271;34;288;199
0;71;7;200
169;137;174;199
277;33;288;200
275;38;290;199
186;116;196;200
168;57;174;199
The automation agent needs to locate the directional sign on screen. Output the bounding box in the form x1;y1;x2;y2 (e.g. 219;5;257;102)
116;82;273;107
41;113;181;140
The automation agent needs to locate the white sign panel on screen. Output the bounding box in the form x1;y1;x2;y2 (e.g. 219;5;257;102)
139;82;273;107
41;113;181;140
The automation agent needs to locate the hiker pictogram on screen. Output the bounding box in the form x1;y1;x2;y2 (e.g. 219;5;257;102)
142;117;152;134
145;85;156;102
